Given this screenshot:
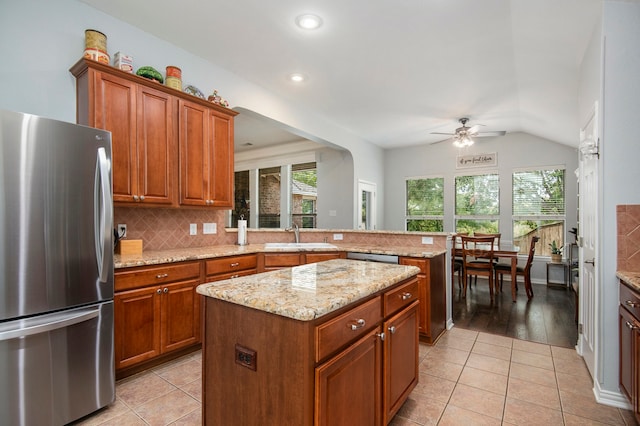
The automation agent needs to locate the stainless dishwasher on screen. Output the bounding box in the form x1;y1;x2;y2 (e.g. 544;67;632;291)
346;252;399;264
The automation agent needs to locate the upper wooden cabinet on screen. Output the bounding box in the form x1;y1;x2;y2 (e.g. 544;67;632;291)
178;99;234;207
70;58;237;208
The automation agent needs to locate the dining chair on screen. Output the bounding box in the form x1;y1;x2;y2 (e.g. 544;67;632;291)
468;233;501;289
495;236;539;298
451;234;464;291
461;235;496;299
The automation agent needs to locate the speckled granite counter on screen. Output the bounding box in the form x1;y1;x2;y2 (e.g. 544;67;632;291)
115;243;446;268
196;258;420;321
616;271;640;293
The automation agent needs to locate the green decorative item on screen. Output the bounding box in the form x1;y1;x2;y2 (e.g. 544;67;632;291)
549;240;563;263
135;66;163;83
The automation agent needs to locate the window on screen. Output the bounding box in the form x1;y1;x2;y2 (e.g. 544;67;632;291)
291;163;317;228
512;168;565;256
405;177;444;232
455;173;499;233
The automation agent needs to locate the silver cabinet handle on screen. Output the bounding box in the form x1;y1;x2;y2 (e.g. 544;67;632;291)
350;319;366;330
401;292;412;300
377;332;386;341
230;262;240;267
156;273;169;279
133;195;140;201
163;287;168;293
626;321;639;330
388;326;396;334
139;195;145;201
625;300;639;308
230;274;239;279
156;288;162;295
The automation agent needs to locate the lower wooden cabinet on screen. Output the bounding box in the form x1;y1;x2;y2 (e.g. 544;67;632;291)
260;251;345;272
619;280;640;423
399;254;446;343
114;261;201;376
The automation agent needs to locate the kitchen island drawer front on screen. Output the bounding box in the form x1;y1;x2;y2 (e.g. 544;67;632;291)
315;296;382;363
205;254;257;276
115;261;201;291
399;257;426;273
620;282;640;319
384;277;419;317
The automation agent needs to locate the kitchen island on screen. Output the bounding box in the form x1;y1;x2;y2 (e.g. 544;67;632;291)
196;258;421;425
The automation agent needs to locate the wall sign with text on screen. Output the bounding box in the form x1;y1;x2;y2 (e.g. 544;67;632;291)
456;152;498;169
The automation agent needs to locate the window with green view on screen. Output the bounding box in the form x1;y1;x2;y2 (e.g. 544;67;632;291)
405;177;444;232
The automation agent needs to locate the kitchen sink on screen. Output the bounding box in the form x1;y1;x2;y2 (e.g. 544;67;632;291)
264;242;338;249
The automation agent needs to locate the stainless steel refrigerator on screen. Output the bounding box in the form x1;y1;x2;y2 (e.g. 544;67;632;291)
0;109;115;425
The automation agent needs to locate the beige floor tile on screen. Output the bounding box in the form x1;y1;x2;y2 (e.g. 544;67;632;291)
503;397;564;425
553;356;591;377
168;407;201;425
152;353;198;375
412;371;457;403
507;376;560;410
395;391;447;425
551;345;581;361
618;407;638;426
437;404;502;426
477;332;514;348
419;342;434;361
75;398;134;426
458;366;508;395
560;390;626;425
134;389;200;426
508;362;557;388
116;373;176;409
465;352;510;376
389;415;422;425
471;341;512;361
436;333;475;352
563;412;611;425
426;345;470;365
512;339;552;356
157;359;201;387
447;327;479;341
556;370;594;397
511;349;554;370
180;378;202;403
420;357;464;382
94;411;147;426
448;383;505;420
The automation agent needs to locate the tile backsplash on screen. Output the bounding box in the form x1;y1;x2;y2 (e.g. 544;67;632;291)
114;207;235;251
617;205;640;271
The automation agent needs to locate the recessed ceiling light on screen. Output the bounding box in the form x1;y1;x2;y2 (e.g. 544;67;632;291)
295;14;322;30
289;73;306;83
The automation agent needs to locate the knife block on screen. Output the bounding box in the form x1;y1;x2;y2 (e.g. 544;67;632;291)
116;239;143;255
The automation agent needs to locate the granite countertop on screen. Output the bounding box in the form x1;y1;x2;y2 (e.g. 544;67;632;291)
114;243;447;268
196;258;420;321
616;271;640;293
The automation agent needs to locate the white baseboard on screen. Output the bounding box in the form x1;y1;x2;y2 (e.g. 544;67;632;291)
593;380;632;409
446;318;454;330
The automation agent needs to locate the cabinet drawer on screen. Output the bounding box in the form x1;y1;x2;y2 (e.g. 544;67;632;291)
206;254;257;276
384;278;419;317
620;281;640;320
399;257;426;274
115;261;200;292
304;252;343;264
264;253;301;268
315;296;382;363
206;269;256;282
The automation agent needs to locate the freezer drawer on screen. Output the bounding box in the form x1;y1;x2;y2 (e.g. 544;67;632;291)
0;302;115;426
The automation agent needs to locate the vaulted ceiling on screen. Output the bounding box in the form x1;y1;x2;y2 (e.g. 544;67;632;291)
82;0;602;149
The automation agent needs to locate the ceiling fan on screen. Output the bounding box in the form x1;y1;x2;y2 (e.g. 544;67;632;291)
431;118;506;147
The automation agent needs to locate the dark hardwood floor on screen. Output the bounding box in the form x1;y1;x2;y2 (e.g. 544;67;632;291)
452;278;578;348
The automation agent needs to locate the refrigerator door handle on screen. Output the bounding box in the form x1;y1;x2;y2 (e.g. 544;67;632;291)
94;146;113;283
0;307;100;341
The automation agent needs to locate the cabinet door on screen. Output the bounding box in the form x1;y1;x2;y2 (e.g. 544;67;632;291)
161;279;201;352
178;99;209;206
208;109;234;207
315;328;383;426
136;85;176;205
93;71;137;202
384;300;419;423
114;286;161;369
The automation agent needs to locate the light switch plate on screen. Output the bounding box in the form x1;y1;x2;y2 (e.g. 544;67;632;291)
189;223;197;235
329;210;337;217
421;236;433;245
203;222;217;234
333;233;343;241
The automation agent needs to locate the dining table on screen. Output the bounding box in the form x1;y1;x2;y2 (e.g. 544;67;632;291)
455;243;523;302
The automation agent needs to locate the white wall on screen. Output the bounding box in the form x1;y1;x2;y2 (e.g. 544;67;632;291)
0;0;384;229
597;0;640;400
383;132;579;283
316;148;354;229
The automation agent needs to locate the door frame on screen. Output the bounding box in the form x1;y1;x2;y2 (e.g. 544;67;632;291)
358;180;377;230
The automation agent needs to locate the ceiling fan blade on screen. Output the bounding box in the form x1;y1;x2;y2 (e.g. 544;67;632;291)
430;132;456;136
467;124;483;134
430;137;454;145
474;131;507;137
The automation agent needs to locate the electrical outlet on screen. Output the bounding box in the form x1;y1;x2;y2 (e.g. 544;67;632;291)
235;344;257;371
333;233;343;241
117;224;127;238
421;236;433;245
189;223;197;235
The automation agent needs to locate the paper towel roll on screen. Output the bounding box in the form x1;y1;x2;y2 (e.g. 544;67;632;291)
237;220;247;245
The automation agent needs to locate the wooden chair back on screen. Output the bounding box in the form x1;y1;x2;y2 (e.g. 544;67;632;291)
461;236;496;270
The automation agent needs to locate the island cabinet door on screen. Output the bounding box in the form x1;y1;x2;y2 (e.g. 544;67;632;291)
315;327;383;426
383;300;419;424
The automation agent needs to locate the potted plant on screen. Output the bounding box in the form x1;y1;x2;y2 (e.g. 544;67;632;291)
549;240;563;263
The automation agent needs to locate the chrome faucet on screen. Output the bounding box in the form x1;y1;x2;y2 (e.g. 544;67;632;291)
286;223;300;243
